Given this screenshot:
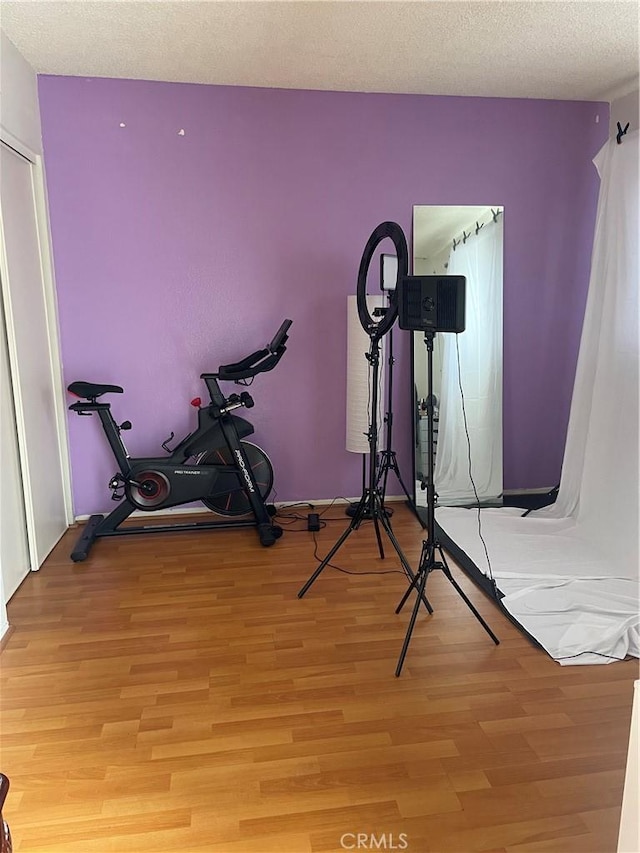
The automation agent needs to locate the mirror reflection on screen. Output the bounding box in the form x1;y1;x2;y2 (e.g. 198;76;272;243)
412;205;504;510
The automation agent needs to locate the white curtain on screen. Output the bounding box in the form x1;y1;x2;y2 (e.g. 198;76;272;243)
434;217;503;504
538;131;639;565
436;131;639;664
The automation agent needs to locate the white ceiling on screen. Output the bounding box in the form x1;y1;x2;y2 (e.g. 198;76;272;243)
1;1;638;102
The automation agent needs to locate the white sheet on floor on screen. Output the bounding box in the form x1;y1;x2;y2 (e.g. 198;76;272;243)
436;506;639;664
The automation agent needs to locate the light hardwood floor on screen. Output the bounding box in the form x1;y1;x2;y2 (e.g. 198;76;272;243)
1;504;637;852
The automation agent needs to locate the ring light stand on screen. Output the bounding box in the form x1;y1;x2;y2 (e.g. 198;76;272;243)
298;222;433;612
375;290;424;525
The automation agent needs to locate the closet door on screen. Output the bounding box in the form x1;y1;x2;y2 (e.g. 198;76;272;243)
0;140;68;568
0;297;30;598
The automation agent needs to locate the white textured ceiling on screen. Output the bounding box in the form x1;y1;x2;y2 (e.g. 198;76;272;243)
1;1;638;102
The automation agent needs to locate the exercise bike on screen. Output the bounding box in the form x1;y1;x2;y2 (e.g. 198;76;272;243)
67;320;292;561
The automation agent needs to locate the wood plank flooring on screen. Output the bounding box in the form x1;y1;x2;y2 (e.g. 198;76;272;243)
1;504;637;852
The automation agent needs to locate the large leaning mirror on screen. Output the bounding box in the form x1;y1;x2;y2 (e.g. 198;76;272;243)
412;205;504;513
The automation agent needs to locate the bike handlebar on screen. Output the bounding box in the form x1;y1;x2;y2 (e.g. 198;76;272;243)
214;319;292;382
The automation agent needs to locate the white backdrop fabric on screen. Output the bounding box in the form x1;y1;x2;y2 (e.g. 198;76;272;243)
437;131;639;664
435;217;503;504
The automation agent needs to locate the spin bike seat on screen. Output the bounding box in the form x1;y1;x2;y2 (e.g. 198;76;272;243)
68;381;124;401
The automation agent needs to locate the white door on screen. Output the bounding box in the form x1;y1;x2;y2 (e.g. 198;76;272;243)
0;296;30;598
0;140;68;569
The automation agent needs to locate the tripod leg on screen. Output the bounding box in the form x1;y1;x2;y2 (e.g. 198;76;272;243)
393;539;433;615
438;548;500;645
395;566;429;677
374;450;383;489
372;511;385;560
378;450;426;530
382;459;390;500
378;507;414;580
395;570;420;614
297;521;356;598
376;451;402;514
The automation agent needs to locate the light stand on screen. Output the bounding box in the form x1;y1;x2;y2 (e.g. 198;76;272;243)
298;221;432;611
375;305;424;526
394;329;499;677
298;329;431;601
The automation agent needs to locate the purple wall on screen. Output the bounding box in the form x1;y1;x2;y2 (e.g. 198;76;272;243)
37;77;607;515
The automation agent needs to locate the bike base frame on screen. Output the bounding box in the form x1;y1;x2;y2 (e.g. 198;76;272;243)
70;503;281;562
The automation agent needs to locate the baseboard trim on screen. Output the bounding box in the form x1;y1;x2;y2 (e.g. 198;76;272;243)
72;495;407;524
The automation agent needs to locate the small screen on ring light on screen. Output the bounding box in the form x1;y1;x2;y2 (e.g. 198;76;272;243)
380;253;398;291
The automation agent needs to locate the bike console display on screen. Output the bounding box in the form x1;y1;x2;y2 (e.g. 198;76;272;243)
269;319;292;353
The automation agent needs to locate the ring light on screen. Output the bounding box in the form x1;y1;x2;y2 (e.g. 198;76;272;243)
356;221;408;339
